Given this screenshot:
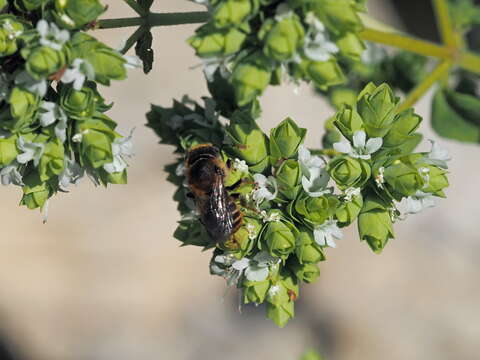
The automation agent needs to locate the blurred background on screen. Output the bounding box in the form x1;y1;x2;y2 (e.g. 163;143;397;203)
0;1;479;359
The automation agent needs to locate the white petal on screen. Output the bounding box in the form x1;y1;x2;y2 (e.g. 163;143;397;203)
333;139;352;154
365;137;383;154
253;251;277;266
313;228;327;246
253;173;267;187
36;20;48;37
17;151;34;164
232;258;250;271
245;266;269;282
353;130;366;148
325;234;337;248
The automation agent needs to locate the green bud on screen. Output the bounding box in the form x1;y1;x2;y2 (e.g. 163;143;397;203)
188;25;247;58
334;105;364;140
269;117;306;166
54;0;106;29
262;219;298;259
300;59;346;90
357;83;399;138
59;85;96;119
76;114;117;168
336;32;365;60
290;260;320;283
421;165;449;197
213;0;256;28
295;229;325;264
259;16;304;61
225;110;269;172
0;87;39;132
230;55;271;106
383;109;422;147
38;137;65;182
243;278;270;304
266;270;298;327
335;193;363;227
276;159;302;200
220;217;261;257
14;0;46;11
26;46;67;80
312;0;363;35
294;194;339;226
266;301;294;328
20;172;52;209
327;155;371;190
0;15;25;57
384;157;425;197
358;194;394;253
0;135;19;166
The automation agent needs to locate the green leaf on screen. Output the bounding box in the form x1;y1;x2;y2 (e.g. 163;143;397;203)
135;28;154;74
431;89;480;143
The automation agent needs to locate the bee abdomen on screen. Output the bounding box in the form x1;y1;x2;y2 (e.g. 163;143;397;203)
230;200;243;234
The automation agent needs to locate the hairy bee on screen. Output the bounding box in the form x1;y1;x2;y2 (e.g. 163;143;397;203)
185;144;243;244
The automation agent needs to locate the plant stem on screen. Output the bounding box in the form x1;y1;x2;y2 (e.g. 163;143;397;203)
123;0;147;16
97;11;209;29
398;60;452;112
432;0;457;47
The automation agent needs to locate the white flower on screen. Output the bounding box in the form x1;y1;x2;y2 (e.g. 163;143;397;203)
58;156;84;191
333;130;383;160
61;58;95;90
234;158;249;173
375;166;385;189
175;162;186;177
123;55;142;69
302;166;330;197
252;174;278;206
298;145;324;176
103;129;134;174
268;285;280;297
246;222;257;240
397;191;436;215
418;166;430;187
232;251;279;282
426;140;451;169
260;210;281;223
39;101;68;142
72;130;89;143
0;162;23;186
14;71;47;97
303;14;338;61
343;187;361;202
16;136;45;167
37;20;70;51
314;219;343;248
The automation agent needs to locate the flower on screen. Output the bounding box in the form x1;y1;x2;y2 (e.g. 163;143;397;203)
298;144;324;176
16;136;45;167
313;219;343;248
232;251;279;282
343;187;361;202
58;156;84;190
14;71;47;97
397;190;436;215
61;58;95;90
103;129;134;174
301;166;330;197
37;20;70;51
333;130;383;160
39;101;68;142
375;166;385;189
426;140;450;169
123;55;142;70
304;30;338;62
234;158;249;173
252;173;278;205
0;162;23;186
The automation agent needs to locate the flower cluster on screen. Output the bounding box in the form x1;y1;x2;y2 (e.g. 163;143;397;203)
189;0;366;106
0;1;138;211
147;82;450;327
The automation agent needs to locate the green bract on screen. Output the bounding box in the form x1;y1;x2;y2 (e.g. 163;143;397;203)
188;25;247;58
20;172;52;209
334;105;364;140
0;87;39;132
327;155;371;190
269;118;306;166
0;15;25;57
383;109;422;147
299;59;346;90
383;156;426;197
276;159;302;200
259;16;305;61
335;193;363;227
261;218;298;259
295;229;325;264
38;137;65;181
212;0;257;28
26;46;67;80
243;278;271;304
294;194;339;226
14;0;46;11
0;135;19;166
290;260;320;283
54;0;106;29
59;85;96;119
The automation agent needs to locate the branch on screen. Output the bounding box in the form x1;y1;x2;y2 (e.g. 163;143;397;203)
97;11;209;29
123;0;147;16
432;0;457;47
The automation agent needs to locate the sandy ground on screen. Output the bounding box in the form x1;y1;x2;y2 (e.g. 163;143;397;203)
0;1;478;360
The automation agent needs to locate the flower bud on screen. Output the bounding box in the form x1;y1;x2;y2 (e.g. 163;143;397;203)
20;172;52;209
358;194;394;253
0;135;19;166
294;194;339;226
334;105;364;141
336;193;363;227
220;217;262;257
383;109;422;147
213;0;256;28
327;155;371;190
276;159;302;200
38;137;65;181
230;54;271;106
384;157;425;197
76;114;117;168
259;16;305;61
336;32;365;60
300;59;346;90
312;1;363;34
0;87;39;132
54;0;106;29
0;15;25;57
225;110;269;172
243;279;270;304
26;46;67;80
262;219;298;259
295;229;325;264
59;85;95;119
269;117;306;166
357;83;399;138
290;259;320;283
188;24;247;58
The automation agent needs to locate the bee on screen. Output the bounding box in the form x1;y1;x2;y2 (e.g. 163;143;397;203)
185;144;243;244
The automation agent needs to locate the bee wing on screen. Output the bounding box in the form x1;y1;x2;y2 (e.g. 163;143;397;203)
203;175;234;242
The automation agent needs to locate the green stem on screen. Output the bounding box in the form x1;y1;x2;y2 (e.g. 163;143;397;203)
398;60;452;112
97;11;209;29
432;0;457;47
123;0;147;16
